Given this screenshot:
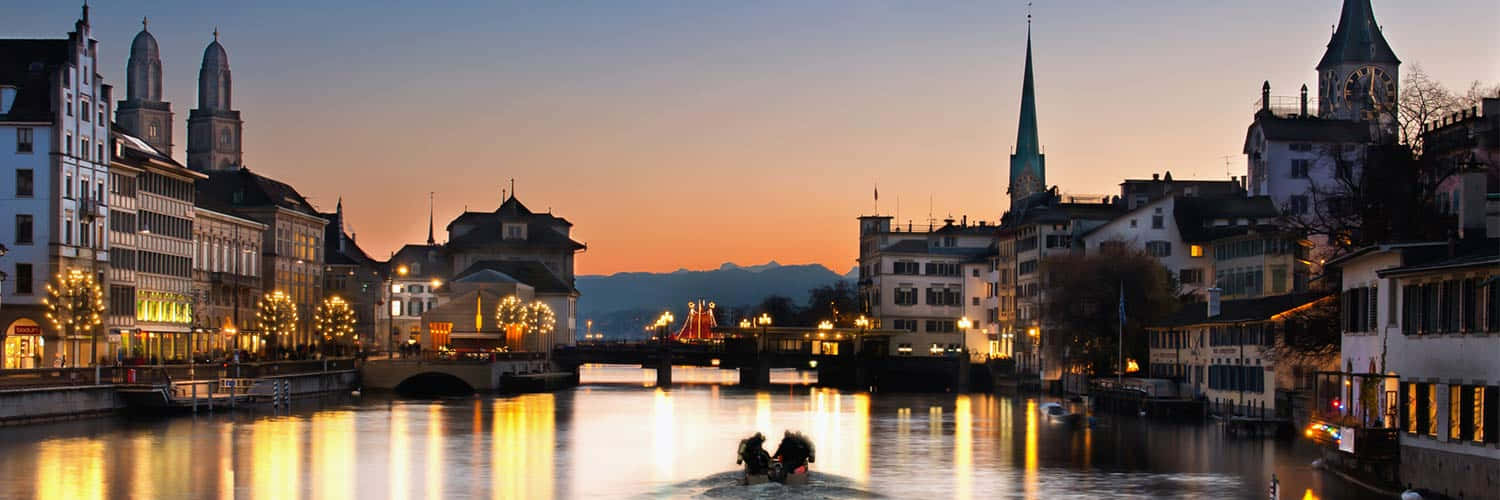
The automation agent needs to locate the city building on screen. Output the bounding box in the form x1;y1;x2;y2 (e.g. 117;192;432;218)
191;206;264;355
320;199;382;351
856;216;998;358
1081;195;1309;300
1146;292;1335;418
382;193;585;352
196;168;327;350
1422;97;1499;239
107;127;204;363
1117;171;1244;211
1323;237;1498;498
0;7;115;368
1243;0;1402;261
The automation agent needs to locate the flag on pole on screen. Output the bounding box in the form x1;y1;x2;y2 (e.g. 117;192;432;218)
874;185;879;202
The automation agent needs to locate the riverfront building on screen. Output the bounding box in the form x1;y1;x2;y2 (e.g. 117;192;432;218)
107;127;204;363
190;206;264;354
382;194;586;353
0;7;116;368
1147;292;1335;418
320;200;382;351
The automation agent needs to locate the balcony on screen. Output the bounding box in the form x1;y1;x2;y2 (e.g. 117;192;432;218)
1255;96;1320;119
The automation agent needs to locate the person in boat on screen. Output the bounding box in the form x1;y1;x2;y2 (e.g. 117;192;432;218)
736;432;771;476
770;431;815;479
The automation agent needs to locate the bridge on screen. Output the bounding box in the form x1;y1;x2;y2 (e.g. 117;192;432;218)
554;326;974;391
361;352;554;395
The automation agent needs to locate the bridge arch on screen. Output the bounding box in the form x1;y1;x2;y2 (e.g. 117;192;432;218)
394;372;478;396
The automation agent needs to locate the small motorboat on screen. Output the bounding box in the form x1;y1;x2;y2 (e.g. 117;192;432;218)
1039;402;1085;427
738;431;815;485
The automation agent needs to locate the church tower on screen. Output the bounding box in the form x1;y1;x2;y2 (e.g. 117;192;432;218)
116;18;173;154
1315;0;1400;122
1008;22;1046;210
187;30;243;172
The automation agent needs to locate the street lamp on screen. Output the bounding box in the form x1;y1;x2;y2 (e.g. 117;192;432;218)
654;311;674;344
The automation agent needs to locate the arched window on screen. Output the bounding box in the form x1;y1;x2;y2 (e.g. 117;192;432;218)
219;128;232;147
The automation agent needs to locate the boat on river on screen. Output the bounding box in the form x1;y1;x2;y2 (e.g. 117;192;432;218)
1039;402;1086;427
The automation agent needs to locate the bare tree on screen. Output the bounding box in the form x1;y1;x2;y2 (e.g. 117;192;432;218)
1397;65;1499;155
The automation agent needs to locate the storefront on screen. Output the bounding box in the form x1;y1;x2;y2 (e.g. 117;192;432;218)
120;291;194;363
4;319;45;369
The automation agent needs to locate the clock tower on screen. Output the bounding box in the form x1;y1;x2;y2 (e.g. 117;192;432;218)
1008;23;1046;211
1315;0;1400;123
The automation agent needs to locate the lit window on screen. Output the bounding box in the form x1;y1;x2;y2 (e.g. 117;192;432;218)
390;300;402;316
1190;245;1204;258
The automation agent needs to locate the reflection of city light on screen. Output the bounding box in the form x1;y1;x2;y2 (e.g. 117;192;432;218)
312;411;355;500
493;394;556;499
253;414;303;500
852;393;871;483
955;395;972;500
1025;399;1038;499
652;389;675;481
391;404;409;500
756;392;773;437
426;404;444;499
36;438;105;500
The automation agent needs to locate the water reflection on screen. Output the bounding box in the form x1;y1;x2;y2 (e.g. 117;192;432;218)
0;365;1373;500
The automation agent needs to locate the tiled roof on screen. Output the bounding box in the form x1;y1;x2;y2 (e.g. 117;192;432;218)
1172;196;1281;243
0;39;68;123
1247;115;1370;145
452;260;576;294
196;168;324;218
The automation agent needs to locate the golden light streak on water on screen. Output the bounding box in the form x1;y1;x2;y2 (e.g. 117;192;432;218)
954;395;972;500
311;411;354;500
35;438;104;500
390;404;410;500
896;407;911;466
999;397;1014;469
850;393;871;484
425;403;444;499
652;388;676;481
129;432;155;500
220;422;235;500
1024;399;1038;500
252;417;302;500
756;392;773;437
929;405;943;439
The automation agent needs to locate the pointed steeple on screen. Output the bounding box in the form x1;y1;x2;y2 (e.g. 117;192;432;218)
426;192;436;246
1317;0;1399;70
1008;16;1046;209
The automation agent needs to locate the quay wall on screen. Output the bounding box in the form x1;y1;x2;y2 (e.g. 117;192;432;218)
0;385;124;426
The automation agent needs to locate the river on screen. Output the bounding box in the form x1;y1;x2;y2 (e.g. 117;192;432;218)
0;365;1371;499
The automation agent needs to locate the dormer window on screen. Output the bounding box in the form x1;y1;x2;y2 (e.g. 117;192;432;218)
503;223;526;240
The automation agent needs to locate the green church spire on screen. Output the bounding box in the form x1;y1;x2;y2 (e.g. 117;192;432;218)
1009;22;1046;209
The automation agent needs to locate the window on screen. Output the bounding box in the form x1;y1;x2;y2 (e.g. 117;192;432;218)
220;128;232;146
1290;159;1310;178
15;263;33;294
894;287;917;306
1290;143;1313;152
65;133;72;155
16;128;32;153
14;215;32;245
1145;241;1172;257
1129;219;1137;228
64;218;72;245
1179;268;1203;285
1189;244;1204;257
892;261;919;275
15;169;33;197
1018;260;1038;276
66;100;72;116
81;99;90;122
149;121;160;139
1151;215;1164;229
1288;195;1309;215
891;319;917;332
923;262;959;276
925;320;956;333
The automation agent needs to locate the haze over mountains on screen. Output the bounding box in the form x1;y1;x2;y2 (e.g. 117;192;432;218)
576;261;855;338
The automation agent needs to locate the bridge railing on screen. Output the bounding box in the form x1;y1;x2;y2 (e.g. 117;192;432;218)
368;351;547;363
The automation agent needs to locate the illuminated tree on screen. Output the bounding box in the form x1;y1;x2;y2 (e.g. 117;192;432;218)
256;291;298;355
43;269;104;368
316;296;357;355
525;301;556;353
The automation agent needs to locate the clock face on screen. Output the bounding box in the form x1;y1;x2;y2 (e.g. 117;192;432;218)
1343;66;1396;113
1012;171;1040;197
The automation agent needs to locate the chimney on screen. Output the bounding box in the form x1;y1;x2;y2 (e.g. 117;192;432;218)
1261;81;1271;113
1299;84;1309;117
1207;288;1222;318
961;215;968;227
1152;173;1160;181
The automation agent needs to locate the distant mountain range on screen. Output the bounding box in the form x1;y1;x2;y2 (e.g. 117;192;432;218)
577;261;855;338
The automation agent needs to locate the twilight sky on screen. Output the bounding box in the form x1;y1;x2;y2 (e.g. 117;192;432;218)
8;1;1498;275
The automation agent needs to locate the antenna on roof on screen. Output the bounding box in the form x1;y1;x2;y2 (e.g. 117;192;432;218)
1220;155;1235;179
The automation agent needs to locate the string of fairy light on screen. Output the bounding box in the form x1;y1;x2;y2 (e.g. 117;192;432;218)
494;295;555;336
43;269;105;346
316;296;357;343
256;290;298;343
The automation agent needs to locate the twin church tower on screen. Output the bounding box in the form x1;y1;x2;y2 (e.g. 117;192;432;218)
114;20;241;172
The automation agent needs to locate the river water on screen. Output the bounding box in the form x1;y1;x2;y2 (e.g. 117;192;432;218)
0;365;1371;499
